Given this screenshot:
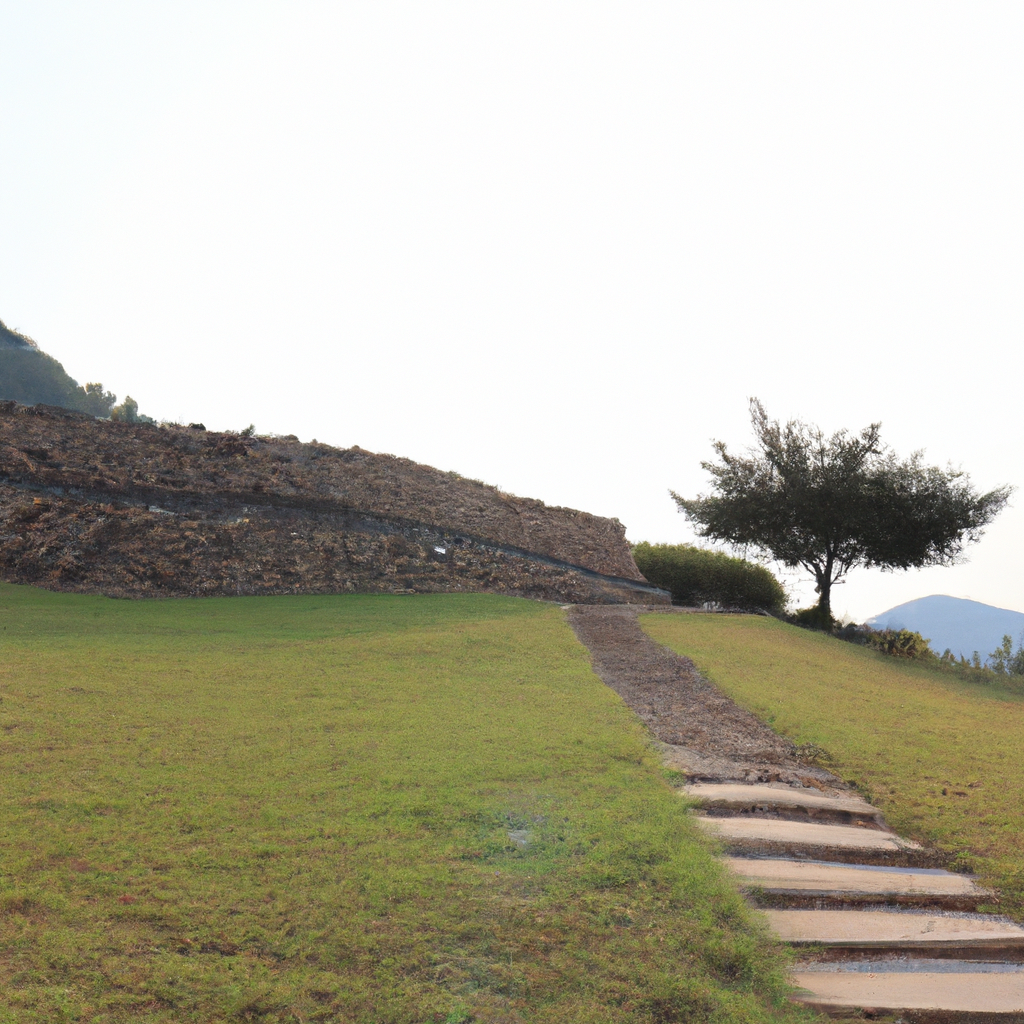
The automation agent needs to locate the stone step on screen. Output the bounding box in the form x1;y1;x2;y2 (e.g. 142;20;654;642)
695;814;937;866
791;961;1024;1019
768;908;1024;955
686;782;883;825
727;856;990;911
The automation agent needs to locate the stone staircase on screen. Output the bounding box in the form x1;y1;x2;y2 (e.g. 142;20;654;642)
688;782;1024;1020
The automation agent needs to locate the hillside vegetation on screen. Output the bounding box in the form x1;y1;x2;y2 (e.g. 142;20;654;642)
642;611;1024;919
0;585;807;1023
0;320;117;417
632;543;786;613
867;594;1024;663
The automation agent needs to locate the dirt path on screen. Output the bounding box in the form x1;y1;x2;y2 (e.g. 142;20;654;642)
568;605;847;793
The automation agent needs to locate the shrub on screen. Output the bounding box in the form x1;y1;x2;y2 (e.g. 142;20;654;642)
865;627;933;660
792;605;836;631
632;542;786;613
832;622;935;659
830;625;1024;691
110;395;156;425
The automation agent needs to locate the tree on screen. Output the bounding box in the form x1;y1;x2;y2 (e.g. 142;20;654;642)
80;382;117;418
671;399;1012;626
110;395;140;423
110;395;156;425
988;635;1024;676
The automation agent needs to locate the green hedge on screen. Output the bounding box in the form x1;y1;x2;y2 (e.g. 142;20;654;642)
632;542;786;613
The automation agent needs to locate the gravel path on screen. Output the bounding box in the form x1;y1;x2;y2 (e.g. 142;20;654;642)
568;605;848;793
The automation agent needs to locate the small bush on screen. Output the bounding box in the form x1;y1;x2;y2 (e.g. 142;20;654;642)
865;628;933;660
831;625;1024;690
833;622;935;660
792;605;835;631
632;542;786;613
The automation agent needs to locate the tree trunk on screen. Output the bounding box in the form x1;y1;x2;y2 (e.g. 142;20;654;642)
812;565;834;629
815;579;833;626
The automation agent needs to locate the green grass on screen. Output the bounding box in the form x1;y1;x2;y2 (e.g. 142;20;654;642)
0;585;811;1023
641;612;1024;920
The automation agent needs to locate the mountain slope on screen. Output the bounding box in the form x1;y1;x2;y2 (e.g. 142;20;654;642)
0;318;116;416
867;594;1024;660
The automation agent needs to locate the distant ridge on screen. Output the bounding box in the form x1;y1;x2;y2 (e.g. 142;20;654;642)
867;595;1024;661
0;320;37;349
0;317;116;416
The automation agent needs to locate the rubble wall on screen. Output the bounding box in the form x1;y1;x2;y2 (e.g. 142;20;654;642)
0;404;666;604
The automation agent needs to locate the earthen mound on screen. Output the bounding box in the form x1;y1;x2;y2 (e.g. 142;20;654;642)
0;402;667;604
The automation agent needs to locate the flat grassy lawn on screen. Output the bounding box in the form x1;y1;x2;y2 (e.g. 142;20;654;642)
642;612;1024;919
0;585;810;1024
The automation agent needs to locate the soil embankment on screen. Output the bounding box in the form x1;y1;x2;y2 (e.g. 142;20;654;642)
0;402;667;604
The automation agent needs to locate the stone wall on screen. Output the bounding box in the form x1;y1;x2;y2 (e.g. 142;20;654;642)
0;404;668;604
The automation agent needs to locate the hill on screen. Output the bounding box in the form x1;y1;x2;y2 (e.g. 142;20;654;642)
0;319;117;416
867;594;1024;661
0;584;798;1023
0;401;666;604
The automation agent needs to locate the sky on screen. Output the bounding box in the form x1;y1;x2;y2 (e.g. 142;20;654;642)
2;2;1022;623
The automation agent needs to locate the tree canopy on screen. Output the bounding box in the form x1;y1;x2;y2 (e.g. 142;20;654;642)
672;399;1012;624
110;395;156;425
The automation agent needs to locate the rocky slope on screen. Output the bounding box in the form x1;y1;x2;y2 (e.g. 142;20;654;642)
0;402;666;604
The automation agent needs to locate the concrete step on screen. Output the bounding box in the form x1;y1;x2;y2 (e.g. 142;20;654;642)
727;856;990;911
686;782;884;825
684;768;1023;1017
791;960;1024;1019
695;814;937;866
768;908;1024;955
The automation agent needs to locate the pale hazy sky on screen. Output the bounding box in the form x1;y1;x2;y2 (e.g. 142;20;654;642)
2;3;1022;622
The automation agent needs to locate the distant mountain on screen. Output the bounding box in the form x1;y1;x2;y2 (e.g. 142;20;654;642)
867;595;1024;661
0;317;117;416
0;320;35;350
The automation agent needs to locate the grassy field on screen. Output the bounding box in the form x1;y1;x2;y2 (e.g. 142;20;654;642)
0;585;812;1024
642;612;1024;920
